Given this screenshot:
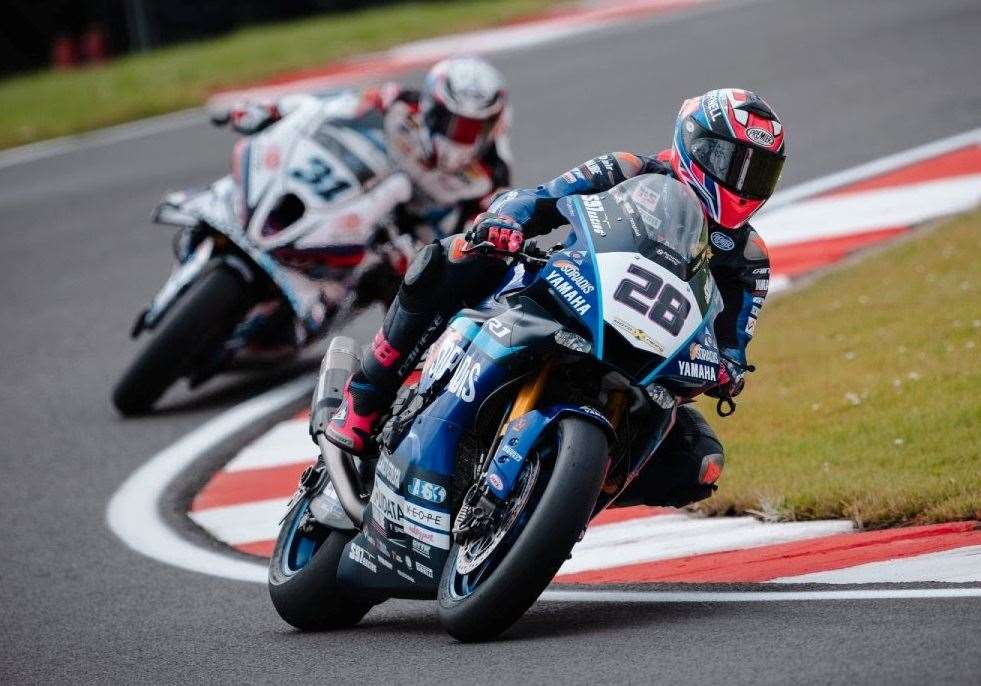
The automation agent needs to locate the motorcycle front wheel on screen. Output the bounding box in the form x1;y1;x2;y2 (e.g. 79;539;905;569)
436;417;608;642
112;266;251;415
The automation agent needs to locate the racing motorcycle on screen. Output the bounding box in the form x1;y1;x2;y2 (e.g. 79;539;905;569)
269;173;724;641
113;93;417;415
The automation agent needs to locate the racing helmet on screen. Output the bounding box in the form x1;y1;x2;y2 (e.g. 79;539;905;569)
421;56;507;172
669;88;786;228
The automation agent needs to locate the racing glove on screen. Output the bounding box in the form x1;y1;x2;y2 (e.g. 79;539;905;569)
210;101;280;135
464;212;524;254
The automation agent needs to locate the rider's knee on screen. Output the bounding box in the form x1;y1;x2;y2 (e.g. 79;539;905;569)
400;241;446;309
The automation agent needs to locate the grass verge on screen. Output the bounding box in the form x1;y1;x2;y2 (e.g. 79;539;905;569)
0;0;560;150
697;211;981;527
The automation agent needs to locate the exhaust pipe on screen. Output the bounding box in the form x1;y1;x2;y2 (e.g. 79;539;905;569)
310;336;368;527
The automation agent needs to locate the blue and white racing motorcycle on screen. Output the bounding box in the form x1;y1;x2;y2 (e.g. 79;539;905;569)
269;173;725;641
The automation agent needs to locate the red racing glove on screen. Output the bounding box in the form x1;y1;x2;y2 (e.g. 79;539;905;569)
465;212;524;254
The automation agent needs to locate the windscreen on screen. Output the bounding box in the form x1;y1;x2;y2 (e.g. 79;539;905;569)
604;174;710;280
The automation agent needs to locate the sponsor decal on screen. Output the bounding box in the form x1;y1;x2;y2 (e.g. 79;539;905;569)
745;317;757;335
631;185;661;213
512;415;529;431
746;127;775;148
638;207;663;236
496;443;522;463
750;305;760;317
562;171;577;183
376;455;402;486
752;267;770;275
545;271;592;316
487;473;504;491
399;314;446;377
611;317;665;354
568;250;586;265
423;328;465;382
552;260;595;293
677;360;716;381
704;92;724;122
407;477;447;504
582;195;607;236
414;561;434;579
396;568;415;583
411;539;431;558
447;354;481;402
376;554;394;570
710;232;736;251
486;317;511;339
689;342;720;364
755;278;770;292
655;247;682;266
372;478;451;530
501;190;519;202
404;522;450;550
349;543;377;573
585;160;602;175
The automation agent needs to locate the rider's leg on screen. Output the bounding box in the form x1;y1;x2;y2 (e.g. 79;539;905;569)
616;406;724;508
326;235;508;453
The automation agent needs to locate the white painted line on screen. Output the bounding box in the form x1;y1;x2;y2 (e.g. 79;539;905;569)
539;587;981;603
188;497;290;545
0;109;202;171
224;418;316;472
757;174;981;246
106;375;313;583
774;546;981;585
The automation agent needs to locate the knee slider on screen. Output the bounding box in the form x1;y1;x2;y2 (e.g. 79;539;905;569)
403;241;444;293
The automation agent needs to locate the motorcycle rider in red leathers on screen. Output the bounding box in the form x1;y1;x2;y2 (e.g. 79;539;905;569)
213;55;514;258
325;88;787;509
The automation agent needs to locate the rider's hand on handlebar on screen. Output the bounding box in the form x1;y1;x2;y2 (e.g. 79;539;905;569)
465;212;524;255
708;357;746;399
210;101;280;135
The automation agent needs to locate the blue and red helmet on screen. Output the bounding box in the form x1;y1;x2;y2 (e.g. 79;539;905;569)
669;89;786;229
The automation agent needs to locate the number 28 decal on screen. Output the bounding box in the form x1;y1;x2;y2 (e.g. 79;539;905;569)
613;264;691;336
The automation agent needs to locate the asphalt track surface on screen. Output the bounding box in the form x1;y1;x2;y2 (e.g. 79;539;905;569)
2;0;979;682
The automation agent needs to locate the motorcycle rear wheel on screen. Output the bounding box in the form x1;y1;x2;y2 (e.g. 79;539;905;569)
437;417;608;642
268;498;374;631
112;266;251;415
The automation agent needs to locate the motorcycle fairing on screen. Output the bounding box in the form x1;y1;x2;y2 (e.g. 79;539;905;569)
483;404;615;502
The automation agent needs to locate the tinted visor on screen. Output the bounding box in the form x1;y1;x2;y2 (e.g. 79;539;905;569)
424;100;499;145
683;117;785;199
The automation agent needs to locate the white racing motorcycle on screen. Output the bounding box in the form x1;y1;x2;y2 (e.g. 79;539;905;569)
114;94;416;415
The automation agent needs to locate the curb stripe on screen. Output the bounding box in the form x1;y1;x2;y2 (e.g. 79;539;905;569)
556;522;981;584
190;461;312;511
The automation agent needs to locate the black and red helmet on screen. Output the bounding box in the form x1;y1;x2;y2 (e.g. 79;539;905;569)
669;89;786;228
421;57;508;171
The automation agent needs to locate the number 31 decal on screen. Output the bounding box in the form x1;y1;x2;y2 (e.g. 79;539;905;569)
613;264;691;336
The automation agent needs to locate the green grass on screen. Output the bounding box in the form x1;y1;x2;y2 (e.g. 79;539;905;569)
0;0;560;150
695;211;981;528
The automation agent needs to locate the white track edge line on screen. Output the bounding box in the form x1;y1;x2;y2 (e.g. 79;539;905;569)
106;375;314;583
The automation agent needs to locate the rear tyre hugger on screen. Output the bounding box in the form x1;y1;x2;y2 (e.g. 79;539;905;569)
436;418;608;642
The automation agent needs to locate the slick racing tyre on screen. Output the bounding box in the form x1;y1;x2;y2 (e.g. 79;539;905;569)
437;418;608;642
112;266;250;415
268;498;374;631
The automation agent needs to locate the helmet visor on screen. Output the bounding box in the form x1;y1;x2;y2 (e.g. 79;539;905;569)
425;100;499;146
683;117;785;199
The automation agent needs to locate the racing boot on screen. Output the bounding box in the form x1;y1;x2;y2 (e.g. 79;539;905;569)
325;368;387;455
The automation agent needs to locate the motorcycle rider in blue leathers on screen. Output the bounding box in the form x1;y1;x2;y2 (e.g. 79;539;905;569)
326;88;787;508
